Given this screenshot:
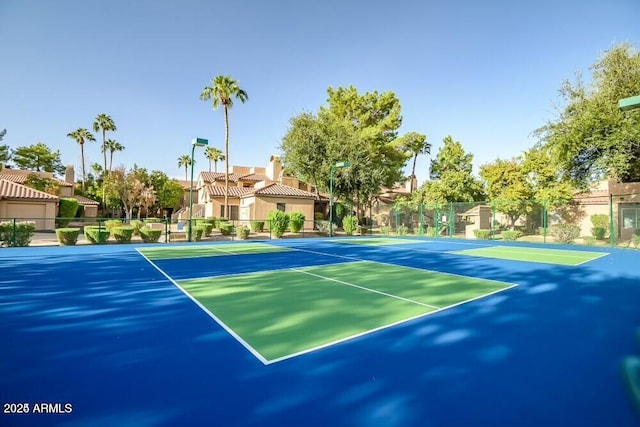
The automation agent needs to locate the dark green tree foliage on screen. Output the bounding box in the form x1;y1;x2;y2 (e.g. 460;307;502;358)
536;43;640;185
0;129;8;167
24;174;60;195
149;171;184;213
11;142;66;176
57;198;79;227
420;136;485;203
281;86;410;218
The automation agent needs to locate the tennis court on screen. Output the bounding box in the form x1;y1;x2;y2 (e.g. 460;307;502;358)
1;237;639;426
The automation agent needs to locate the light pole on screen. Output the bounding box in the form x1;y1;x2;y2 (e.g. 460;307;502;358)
329;161;351;237
189;138;208;242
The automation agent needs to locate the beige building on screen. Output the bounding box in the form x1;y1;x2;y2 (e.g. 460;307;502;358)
0;179;58;230
178;155;319;223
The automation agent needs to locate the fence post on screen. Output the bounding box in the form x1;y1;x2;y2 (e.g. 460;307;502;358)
164;218;169;243
419;203;424;235
543;200;548;244
491;201;496;240
609;194;614;247
448;203;454;237
12;218;16;247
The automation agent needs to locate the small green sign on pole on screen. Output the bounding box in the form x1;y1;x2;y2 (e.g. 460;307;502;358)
618;95;640;111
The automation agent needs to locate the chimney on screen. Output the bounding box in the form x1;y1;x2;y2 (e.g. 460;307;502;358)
65;165;75;184
266;155;282;182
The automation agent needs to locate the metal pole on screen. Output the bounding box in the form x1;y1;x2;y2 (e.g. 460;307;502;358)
188;143;196;242
329;166;334;237
609;193;614;247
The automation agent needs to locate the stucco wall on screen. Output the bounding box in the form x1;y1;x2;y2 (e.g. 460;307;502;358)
245;196;314;228
0;200;57;230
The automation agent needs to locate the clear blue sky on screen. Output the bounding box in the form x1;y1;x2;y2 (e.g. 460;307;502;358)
1;0;638;185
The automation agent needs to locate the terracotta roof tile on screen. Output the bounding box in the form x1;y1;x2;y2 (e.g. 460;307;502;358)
71;195;100;206
0;171;72;187
251;183;316;198
240;173;270;182
0;179;59;200
200;172;241;183
205;185;252;197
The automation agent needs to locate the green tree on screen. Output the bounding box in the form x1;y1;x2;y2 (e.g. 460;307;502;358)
67;128;96;191
24;173;60;195
149;170;184;215
103;139;125;173
399;131;430;191
204;146;225;173
420;135;485;203
281;86;410;218
480;158;533;227
521;145;574;207
177;155;192;181
200;75;249;219
0;129;8;169
536;42;640;185
11;142;66;176
93;113;117;175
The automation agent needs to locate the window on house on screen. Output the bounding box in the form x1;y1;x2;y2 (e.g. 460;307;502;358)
621;207;640;229
219;205;240;220
277;203;286;212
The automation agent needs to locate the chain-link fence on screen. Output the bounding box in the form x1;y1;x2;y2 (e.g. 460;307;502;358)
2;191;640;248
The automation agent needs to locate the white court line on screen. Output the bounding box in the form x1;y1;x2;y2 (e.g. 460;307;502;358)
135;248;269;365
290;267;439;309
291;247;518;287
268;281;518;365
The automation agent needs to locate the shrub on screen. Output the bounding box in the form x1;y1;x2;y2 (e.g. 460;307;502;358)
104;219;123;231
85;226;110;244
582;236;597;246
314;220;330;234
632;233;640;249
538;227;548;236
397;225;408;236
238;226;250;240
193;226;206;241
250;221;265;232
379;226;391;235
268;210;289;238
219;222;234;236
343;215;358;236
425;226;438;237
473;229;492;240
130;220;145;235
0;221;36;247
501;230;522;241
57;198;79;227
551;224;581;244
56;228;81;246
591;227;606;240
314;212;324;220
201;222;214;237
590;214;609;229
144;217;162;224
139;227;162;243
112;226;135;243
288;212;305;233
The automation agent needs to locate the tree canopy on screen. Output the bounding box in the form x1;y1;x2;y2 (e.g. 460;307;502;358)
280;85;411;217
536;42;640;186
418;135;485;203
11;142;66;176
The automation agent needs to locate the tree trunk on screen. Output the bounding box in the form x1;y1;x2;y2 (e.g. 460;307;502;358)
80;142;86;191
102;130;108;176
411;154;418;191
224;105;230;220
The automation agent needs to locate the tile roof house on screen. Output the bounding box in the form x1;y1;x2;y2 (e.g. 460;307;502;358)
0;179;59;230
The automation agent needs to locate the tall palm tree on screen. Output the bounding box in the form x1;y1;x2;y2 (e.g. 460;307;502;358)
67;128;96;191
178;155;193;181
402;132;431;192
200;75;248;219
204;146;225;173
103;139;125;173
92;113;117;175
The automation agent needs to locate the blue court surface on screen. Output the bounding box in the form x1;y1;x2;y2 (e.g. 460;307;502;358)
1;237;640;426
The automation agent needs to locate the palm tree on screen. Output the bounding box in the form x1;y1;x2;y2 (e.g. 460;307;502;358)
103;139;125;173
67;128;96;191
178;155;193;181
200;75;248;219
204;146;225;173
92;113;117;175
402;132;431;192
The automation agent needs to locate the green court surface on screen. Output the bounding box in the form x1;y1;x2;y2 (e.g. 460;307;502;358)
333;237;425;246
451;245;608;265
177;261;514;362
139;242;289;260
